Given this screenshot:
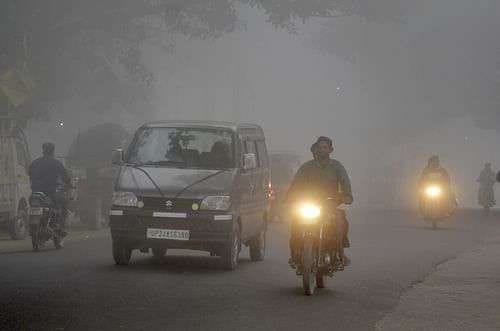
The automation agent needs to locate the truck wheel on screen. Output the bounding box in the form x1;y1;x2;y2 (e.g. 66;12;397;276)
10;207;28;240
220;223;241;270
249;228;266;261
113;241;132;265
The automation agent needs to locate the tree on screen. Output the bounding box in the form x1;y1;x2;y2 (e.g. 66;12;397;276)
0;0;241;119
1;0;408;121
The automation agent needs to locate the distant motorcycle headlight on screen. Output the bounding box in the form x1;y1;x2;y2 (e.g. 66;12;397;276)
298;203;321;223
425;186;442;199
200;196;231;211
112;191;139;207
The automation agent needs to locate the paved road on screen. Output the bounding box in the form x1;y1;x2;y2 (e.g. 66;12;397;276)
0;209;498;330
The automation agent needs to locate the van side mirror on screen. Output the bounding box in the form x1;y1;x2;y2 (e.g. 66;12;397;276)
243;153;257;171
112;149;124;165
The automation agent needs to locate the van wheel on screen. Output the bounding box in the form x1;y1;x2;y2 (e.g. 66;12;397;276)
113;241;132;265
10;208;28;240
249;228;266;261
221;223;241;270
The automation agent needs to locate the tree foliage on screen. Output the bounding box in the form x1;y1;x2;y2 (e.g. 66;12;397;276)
1;0;405;120
0;0;241;118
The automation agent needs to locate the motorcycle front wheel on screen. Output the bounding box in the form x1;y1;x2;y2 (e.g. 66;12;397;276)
302;238;315;296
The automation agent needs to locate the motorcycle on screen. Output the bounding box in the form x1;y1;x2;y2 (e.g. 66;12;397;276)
420;176;455;229
290;197;346;296
28;190;67;251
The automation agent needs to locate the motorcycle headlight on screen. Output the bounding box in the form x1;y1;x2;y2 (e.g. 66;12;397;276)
425;186;442;199
112;191;139;207
298;202;321;222
200;196;231;211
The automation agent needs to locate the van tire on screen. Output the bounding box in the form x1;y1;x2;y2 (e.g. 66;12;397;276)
221;223;241;270
249;228;266;261
113;241;132;265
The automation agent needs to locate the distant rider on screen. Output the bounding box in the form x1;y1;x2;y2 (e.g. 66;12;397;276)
477;163;496;209
29;143;71;233
418;155;456;215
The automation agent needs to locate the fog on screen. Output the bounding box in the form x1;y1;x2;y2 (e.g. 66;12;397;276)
21;0;500;208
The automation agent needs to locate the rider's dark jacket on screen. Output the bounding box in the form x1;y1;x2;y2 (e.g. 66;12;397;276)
287;159;353;202
29;156;70;196
418;166;451;191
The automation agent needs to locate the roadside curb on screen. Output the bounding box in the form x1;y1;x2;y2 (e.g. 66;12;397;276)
376;233;500;331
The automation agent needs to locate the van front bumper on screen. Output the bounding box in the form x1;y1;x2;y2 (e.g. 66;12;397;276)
109;209;234;251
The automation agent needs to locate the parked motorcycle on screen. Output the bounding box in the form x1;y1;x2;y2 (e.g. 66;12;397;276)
290;197;346;295
28;191;66;251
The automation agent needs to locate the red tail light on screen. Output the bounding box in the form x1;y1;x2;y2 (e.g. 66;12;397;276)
267;182;276;200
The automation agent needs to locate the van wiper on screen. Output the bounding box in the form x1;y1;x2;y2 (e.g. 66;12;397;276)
125;162;165;198
143;160;187;167
174;168;231;199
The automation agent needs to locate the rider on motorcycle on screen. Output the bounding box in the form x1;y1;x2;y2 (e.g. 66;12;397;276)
477;163;496;209
287;136;353;266
29;143;71;232
418;155;456;215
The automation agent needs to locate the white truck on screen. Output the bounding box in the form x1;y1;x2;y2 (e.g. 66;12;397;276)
0;116;31;239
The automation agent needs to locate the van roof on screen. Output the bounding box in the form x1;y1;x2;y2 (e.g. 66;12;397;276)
142;120;264;133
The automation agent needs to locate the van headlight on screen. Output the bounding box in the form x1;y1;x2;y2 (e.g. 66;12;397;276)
200;196;231;211
112;191;139;207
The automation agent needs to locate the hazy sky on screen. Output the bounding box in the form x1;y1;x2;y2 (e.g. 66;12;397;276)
26;1;500;207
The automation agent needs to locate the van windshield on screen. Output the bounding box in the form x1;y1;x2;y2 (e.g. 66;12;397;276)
127;127;235;169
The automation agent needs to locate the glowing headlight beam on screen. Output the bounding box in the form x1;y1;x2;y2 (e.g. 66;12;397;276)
299;203;321;219
425;186;442;198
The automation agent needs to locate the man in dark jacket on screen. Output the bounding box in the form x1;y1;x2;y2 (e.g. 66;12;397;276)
29;143;71;230
287;136;353;268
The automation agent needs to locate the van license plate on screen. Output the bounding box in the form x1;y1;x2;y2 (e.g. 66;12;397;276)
146;228;190;241
29;208;43;216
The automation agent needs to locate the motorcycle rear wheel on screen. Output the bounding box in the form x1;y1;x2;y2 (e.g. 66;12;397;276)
302;238;315;296
53;237;63;249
